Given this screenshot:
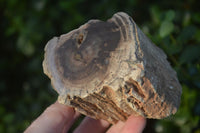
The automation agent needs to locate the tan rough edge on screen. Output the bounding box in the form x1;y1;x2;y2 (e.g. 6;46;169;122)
43;12;182;124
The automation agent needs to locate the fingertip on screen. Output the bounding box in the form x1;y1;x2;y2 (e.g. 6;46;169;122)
74;117;110;133
106;121;125;133
121;115;146;133
25;102;79;133
44;102;80;132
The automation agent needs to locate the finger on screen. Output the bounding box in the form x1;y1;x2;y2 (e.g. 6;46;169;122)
106;115;146;133
121;115;146;133
25;102;79;133
74;117;110;133
106;121;125;133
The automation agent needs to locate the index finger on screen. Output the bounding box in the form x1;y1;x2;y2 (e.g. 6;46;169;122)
121;115;146;133
25;102;80;133
107;115;146;133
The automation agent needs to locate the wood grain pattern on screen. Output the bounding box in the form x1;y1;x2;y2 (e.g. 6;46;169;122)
43;12;182;124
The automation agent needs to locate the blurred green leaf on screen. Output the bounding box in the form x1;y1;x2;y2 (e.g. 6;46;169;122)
17;35;35;56
150;6;161;25
183;12;191;26
177;25;197;43
159;21;174;38
0;124;5;133
0;105;5;117
3;113;14;124
193;12;200;23
195;29;200;43
155;120;180;133
165;10;175;21
179;45;200;63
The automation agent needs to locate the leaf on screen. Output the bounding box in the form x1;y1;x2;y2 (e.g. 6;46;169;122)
179;45;200;63
17;35;35;56
183;12;191;26
166;43;182;55
177;25;197;43
159;21;174;38
165;10;175;21
150;6;161;25
193;12;200;23
3;113;14;124
195;29;200;43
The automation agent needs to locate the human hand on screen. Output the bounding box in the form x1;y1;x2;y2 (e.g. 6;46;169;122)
25;102;146;133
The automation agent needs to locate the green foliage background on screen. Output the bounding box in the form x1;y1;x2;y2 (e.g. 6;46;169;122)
0;0;200;132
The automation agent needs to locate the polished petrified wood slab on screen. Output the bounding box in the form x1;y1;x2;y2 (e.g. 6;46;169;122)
43;12;182;124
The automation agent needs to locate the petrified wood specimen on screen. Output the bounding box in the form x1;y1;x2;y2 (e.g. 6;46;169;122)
43;12;182;124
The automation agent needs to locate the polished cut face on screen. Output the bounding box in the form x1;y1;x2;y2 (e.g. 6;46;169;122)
55;21;121;82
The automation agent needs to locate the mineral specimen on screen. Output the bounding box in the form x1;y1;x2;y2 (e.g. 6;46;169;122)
43;12;182;124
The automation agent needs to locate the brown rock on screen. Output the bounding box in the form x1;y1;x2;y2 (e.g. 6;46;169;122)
42;12;182;124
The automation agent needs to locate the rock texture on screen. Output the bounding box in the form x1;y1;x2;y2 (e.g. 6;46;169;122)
43;12;182;124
